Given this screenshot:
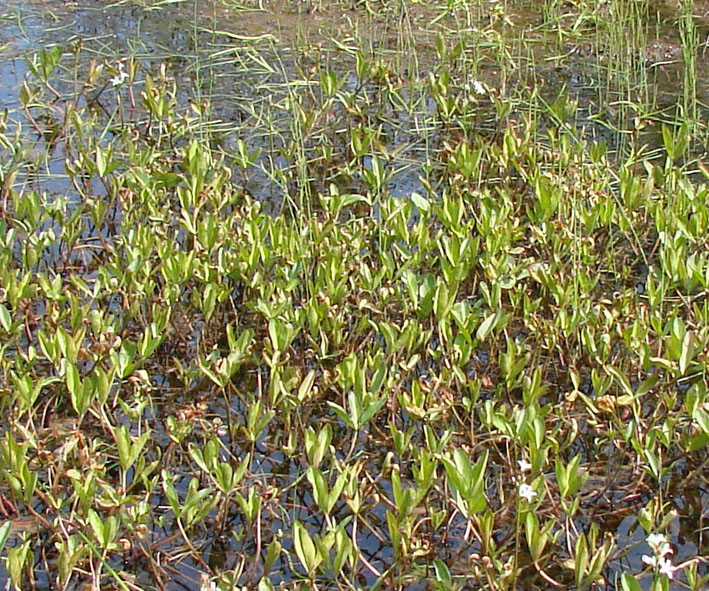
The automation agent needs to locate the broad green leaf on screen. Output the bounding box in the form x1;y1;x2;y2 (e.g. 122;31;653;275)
621;573;642;591
679;330;694;375
183;486;214;514
264;539;281;575
0;306;11;332
433;558;451;585
188;444;211;474
88;509;105;545
476;312;496;342
411;192;430;213
359;395;386;427
115;426;131;471
574;534;588;589
96;145;107;177
694;407;709;434
298;369;316;401
293;521;321;575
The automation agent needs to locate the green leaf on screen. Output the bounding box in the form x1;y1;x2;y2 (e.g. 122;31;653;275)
620;573;642;591
693;407;709;434
298;369;317;401
679;331;694;375
359;395;386;427
525;512;546;562
574;534;588;589
411;192;430;213
293;521;321;575
328;471;348;515
161;471;181;516
555;458;568;497
635;375;659;397
305;425;331;468
264;539;281;575
0;521;12;555
434;280;450;321
686;431;709;452
662;125;674;158
88;509;106;545
444;449;470;494
327;401;354;429
643;448;661;480
188;444;210;474
0;305;11;332
7;540;31;589
605;365;634;398
66;363;84;415
331;525;352;574
183;486;214;514
476;312;496;342
306;467;329;513
96;145;107;177
433;558;451;585
115;426;131;471
198;359;225;389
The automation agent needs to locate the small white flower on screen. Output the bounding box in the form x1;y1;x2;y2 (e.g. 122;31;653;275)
518;483;536;502
646;533;668;548
518;459;532;473
658;557;676;579
111;69;129;87
213;418;228;437
199;573;218;591
643;537;678;580
472;80;486;95
642;554;660;568
647;533;673;557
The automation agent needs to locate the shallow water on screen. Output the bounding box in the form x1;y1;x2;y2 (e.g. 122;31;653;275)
1;1;709;590
2;0;707;201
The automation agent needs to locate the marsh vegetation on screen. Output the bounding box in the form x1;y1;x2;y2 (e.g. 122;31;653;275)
0;0;709;589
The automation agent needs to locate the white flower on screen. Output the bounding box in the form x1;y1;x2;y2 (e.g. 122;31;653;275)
643;536;678;580
658;557;676;579
646;533;668;548
518;483;536;502
647;533;673;557
199;573;219;591
644;555;677;579
111;69;129;87
472;80;486;95
518;459;532;473
642;554;660;568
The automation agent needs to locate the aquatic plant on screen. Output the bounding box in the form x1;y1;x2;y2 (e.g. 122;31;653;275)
0;0;708;589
